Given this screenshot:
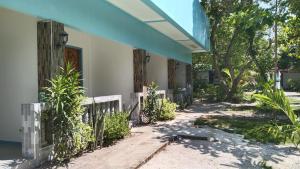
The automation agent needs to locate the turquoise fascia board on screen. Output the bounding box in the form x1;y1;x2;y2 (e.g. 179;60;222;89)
143;0;211;51
0;0;192;63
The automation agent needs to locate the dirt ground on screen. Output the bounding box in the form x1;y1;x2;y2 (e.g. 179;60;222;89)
141;101;300;169
35;100;300;169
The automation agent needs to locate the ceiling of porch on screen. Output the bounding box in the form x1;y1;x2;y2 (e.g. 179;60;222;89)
108;0;208;53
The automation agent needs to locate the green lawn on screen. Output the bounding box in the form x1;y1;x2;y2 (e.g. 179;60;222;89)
194;116;290;144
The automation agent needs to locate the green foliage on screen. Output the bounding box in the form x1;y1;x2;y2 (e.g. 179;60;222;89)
174;88;190;110
144;82;160;123
193;79;207;99
254;84;296;123
199;0;274;102
142;82;178;122
42;64;93;162
204;84;226;102
158;99;177;121
253;84;300;147
286;79;300;92
277;0;300;70
193;63;212;72
194;117;287;144
245;123;286;144
279;16;300;60
103;112;130;146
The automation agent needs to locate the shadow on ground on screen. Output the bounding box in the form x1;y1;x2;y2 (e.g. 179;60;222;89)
150;102;300;169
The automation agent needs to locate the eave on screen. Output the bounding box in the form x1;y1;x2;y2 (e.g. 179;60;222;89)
0;0;210;64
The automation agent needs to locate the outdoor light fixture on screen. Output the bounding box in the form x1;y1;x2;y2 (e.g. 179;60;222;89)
57;30;68;47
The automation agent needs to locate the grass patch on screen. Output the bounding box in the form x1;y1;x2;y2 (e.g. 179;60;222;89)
194;116;290;144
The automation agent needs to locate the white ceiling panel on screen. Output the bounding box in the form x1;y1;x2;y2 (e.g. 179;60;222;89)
177;40;204;51
147;21;189;41
108;0;203;52
107;0;163;22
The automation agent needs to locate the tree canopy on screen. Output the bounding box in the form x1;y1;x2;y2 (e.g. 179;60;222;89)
193;0;299;102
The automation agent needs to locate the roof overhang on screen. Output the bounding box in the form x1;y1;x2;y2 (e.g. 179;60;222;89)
108;0;210;53
0;0;210;64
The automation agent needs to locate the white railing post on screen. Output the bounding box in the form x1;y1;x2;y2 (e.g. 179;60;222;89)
21;103;44;159
118;95;122;112
157;90;166;99
130;92;143;123
21;94;123;160
88;95;122;112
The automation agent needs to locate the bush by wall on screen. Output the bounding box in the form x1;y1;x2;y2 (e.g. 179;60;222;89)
143;82;160;123
158;99;177;121
42;64;93;162
103;112;130;146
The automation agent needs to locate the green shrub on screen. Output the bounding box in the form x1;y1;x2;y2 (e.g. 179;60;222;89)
103;112;130;146
245;124;285;144
42;64;93;162
254;84;300;147
193;79;208;99
158;99;177;121
194;117;287;144
174;88;188;110
287;79;300;92
144;82;160;123
205;84;226;102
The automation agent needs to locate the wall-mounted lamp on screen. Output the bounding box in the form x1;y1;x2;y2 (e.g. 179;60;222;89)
144;52;151;63
57;30;68;47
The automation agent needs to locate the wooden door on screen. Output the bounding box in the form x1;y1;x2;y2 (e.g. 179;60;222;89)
64;47;81;72
64;47;83;86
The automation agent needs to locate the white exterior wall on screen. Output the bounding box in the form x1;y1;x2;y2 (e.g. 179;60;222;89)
147;54;168;91
175;62;187;88
0;8;170;142
66;27;134;107
0;8;38;142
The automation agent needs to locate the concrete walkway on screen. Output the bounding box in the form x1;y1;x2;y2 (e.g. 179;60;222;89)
37;103;206;169
38;125;168;169
0;141;23;169
142;102;300;169
37;102;300;169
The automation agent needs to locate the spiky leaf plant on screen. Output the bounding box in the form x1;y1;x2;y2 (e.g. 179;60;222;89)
253;84;300;147
42;63;93;162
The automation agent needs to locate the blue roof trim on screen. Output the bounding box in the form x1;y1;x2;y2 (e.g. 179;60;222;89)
143;0;211;51
0;0;193;63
